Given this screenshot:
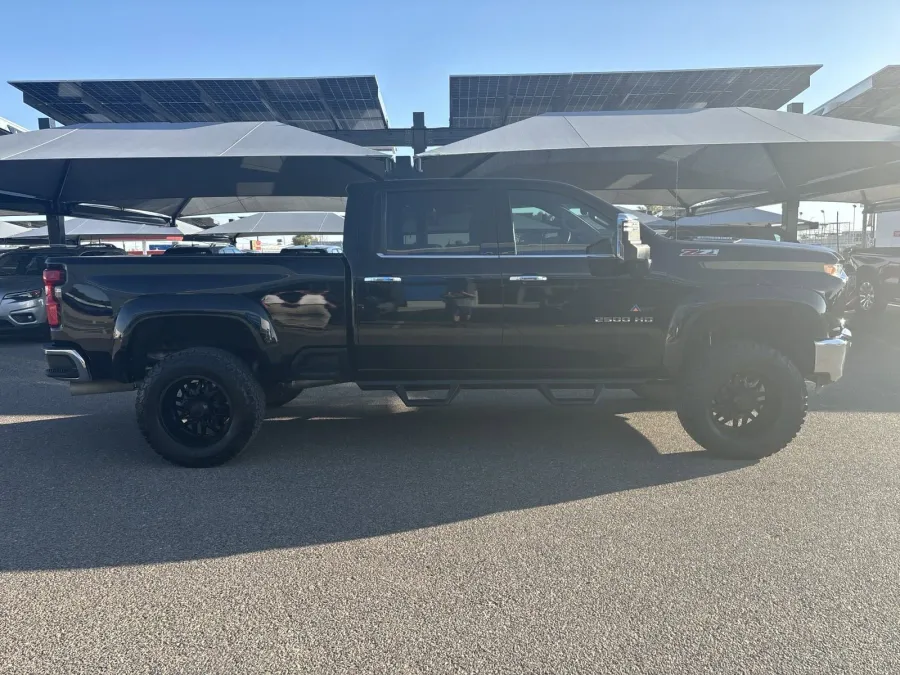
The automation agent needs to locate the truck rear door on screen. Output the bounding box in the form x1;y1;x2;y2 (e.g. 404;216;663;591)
353;184;503;377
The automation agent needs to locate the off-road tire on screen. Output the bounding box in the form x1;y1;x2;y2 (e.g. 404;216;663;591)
264;384;303;408
136;347;265;467
677;340;807;460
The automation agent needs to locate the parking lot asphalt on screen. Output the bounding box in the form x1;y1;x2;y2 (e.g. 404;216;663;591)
1;312;899;674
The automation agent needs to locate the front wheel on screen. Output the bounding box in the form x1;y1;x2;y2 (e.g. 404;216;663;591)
136;347;265;467
676;340;807;460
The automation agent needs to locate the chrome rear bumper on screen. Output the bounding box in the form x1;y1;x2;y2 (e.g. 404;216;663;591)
44;347;91;382
813;328;851;384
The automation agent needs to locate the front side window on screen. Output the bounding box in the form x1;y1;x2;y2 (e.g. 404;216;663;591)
506;190;616;256
382;190;492;256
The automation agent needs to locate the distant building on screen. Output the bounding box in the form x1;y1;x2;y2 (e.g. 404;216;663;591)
0;116;27;135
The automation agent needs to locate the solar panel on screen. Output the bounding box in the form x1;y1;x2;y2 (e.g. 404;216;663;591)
810;66;900;126
10;77;390;132
450;66;821;129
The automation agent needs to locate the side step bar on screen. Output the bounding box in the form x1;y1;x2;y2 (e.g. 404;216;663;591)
394;385;461;407
537;384;605;406
359;380;648;408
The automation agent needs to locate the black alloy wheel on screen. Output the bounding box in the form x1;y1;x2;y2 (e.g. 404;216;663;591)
708;373;776;436
160;376;232;447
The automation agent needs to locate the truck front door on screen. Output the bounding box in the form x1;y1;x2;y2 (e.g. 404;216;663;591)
497;188;666;377
354;186;504;378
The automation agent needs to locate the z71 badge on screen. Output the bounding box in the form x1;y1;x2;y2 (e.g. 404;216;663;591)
679;248;720;256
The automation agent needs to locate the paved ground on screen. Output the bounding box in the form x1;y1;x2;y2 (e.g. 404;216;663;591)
1;312;899;674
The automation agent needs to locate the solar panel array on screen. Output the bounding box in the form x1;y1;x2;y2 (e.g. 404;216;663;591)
450;66;821;129
810;66;900;126
9;77;388;131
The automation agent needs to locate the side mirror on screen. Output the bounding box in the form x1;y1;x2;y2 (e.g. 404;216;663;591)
617;213;651;274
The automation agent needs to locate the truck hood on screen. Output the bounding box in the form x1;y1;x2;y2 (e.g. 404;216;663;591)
681;239;839;262
0;276;42;294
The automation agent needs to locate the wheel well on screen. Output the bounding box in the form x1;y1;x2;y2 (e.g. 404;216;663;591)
124;316;260;381
683;305;820;378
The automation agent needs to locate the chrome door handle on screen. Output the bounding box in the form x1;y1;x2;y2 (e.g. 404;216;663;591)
509;275;547;282
364;276;402;282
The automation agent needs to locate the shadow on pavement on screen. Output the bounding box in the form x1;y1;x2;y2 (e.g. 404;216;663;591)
0;397;746;571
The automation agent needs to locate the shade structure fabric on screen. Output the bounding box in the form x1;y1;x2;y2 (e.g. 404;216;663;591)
203;212;344;236
672;207;815;227
618;207;667;226
7;218;200;240
104;195;350;218
0;220;28;237
419;108;900;208
0;122;388;217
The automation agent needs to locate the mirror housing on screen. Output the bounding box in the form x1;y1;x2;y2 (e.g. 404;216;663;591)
617;213;651;274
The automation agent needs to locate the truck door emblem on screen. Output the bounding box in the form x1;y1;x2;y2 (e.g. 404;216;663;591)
680;248;720;256
630;305;641;312
595;316;654;323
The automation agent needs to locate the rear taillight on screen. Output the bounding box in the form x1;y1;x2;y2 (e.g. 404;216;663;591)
43;268;65;328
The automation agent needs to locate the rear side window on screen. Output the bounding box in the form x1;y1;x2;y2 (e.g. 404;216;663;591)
381;190;494;256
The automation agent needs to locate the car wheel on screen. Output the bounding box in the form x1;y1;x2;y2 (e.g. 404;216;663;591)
677;340;807;460
136;347;265;467
263;384;303;408
857;278;887;314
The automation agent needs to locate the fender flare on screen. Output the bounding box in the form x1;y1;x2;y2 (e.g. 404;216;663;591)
111;294;278;379
663;285;827;375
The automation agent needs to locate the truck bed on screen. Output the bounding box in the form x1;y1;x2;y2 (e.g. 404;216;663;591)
46;253;350;382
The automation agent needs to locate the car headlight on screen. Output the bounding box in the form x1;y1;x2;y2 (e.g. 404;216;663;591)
824;263;848;281
3;288;42;302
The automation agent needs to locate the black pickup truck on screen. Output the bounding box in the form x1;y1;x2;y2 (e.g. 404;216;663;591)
847;247;900;314
43;178;851;467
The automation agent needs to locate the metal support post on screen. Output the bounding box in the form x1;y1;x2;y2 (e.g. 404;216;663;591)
861;206;869;247
781;199;800;243
411;112;427;156
47;214;66;245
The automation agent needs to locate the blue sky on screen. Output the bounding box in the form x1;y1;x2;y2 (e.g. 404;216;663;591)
1;0;898;223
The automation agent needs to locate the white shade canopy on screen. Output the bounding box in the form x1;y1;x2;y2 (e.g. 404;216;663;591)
420;108;900;208
7;218;200;241
203;212;344;236
0;122;388;219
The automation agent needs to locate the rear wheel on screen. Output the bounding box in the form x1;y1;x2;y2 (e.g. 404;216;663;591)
677;340;807;460
136;347;265;467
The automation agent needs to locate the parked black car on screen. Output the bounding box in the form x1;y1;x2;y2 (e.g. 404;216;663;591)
846;247;900;314
43;179;850;467
162;244;246;256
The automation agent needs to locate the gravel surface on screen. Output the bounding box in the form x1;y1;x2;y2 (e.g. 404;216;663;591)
1;311;898;674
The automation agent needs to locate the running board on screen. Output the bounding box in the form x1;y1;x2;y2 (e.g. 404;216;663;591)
537;384;605;406
394;385;461;407
356;380;641;408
